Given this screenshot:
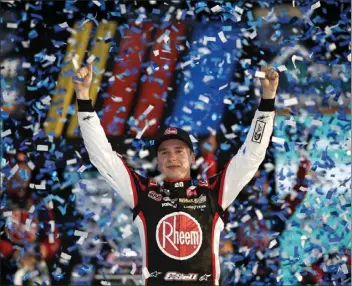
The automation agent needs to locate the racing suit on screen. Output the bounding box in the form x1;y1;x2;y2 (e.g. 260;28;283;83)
77;99;275;285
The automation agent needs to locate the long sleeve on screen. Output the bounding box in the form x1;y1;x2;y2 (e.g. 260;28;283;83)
217;99;275;210
77;99;139;209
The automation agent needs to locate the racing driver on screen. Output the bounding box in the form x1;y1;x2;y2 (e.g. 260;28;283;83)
72;63;278;285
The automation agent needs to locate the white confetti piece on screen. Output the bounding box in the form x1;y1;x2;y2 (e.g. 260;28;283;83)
6;23;18;29
204;36;216;44
120;4;126;14
311;119;323;127
305;99;315;106
203;75;214;82
189;135;198;143
74;230;88;238
72;58;79;71
235;6;243;14
111;96;123;102
272;136;285;145
252;262;258;274
328;43;336;51
241;214;251;223
269;239;277;248
219;83;228;90
284;97;298;107
101;198;112;204
77;165;86;173
139;149;149;159
142;267;150;279
93;0;101;7
277;65;287;72
211;5;222;13
249;30;257;39
295;272;303;282
291;55;303;69
138;104;154;120
198;95;209;104
130;263;137;275
255;71;266;78
299;186;308;192
101;281;111;286
110;265;119;274
135;119;156;140
86;55;96;64
182;106;192;114
341;264;349;274
59;22;69;28
218;31;227;43
9;164;19;179
60;252;71;260
256;251;264;260
3;211;12;217
27;161;35;171
66;158;77;165
28;206;35;213
301;235;307;247
153;49;159;56
348;53;351;62
311;1;321;10
1;129;12;138
22;62;31;68
223;98;232;105
37;145;49;151
255;209;263;220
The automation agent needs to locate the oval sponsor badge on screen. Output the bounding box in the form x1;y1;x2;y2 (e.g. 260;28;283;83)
156;212;202;260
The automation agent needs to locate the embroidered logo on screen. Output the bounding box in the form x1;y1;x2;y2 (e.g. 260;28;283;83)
252;120;266;143
164;127;178;135
83;115;94;121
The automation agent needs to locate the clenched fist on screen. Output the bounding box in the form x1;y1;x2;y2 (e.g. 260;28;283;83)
259;66;279;99
72;64;93;99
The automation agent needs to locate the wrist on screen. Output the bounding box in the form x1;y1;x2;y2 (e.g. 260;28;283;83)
262;89;276;99
76;90;90;100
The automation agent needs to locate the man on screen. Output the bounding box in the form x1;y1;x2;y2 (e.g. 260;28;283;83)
72;63;278;285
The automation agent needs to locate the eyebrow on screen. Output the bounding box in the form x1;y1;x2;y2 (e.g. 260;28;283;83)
158;146;186;153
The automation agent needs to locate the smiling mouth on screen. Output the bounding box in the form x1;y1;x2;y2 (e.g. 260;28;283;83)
167;166;180;169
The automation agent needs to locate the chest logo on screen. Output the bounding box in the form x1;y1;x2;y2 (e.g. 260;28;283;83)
148;191;162;202
156;212;203;260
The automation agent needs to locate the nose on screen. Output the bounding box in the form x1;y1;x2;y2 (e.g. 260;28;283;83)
167;152;177;161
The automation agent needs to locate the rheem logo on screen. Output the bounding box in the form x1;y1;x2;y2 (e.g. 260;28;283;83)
156;212;202;260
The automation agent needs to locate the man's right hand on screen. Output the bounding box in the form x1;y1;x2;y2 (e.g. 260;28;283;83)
72;64;93;99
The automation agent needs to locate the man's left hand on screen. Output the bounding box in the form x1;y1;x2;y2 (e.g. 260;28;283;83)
260;66;279;99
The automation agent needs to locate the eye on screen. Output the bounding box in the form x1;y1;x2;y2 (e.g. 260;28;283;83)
161;151;168;155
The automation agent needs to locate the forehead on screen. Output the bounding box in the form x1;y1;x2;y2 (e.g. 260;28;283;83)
158;139;188;150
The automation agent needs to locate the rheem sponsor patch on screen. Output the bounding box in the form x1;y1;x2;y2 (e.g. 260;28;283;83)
156;212;203;260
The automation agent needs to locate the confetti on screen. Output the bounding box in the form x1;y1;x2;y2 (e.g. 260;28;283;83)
310;1;321;10
277;65;287;72
284;98;298;107
218;31;227;43
255;71;266;79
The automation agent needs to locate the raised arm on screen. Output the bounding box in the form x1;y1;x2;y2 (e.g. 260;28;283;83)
219;66;279;210
72;64;139;209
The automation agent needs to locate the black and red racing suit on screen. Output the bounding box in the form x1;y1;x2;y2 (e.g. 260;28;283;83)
77;99;275;285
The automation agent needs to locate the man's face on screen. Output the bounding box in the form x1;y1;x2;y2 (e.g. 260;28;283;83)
157;139;195;181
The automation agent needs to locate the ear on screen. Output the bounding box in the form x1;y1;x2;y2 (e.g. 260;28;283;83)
191;152;196;164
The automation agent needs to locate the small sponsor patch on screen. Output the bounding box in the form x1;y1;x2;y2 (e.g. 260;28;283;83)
148;191;162;202
252;120;266;143
164;127;177;135
164;272;198;281
197;179;208;187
